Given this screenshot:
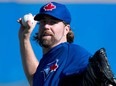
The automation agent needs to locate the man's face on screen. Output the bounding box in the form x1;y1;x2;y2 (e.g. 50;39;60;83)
37;15;67;48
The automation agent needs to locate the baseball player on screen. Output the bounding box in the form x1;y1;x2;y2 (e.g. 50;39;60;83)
18;2;116;86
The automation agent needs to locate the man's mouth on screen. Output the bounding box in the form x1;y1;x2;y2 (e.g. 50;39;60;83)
42;32;53;38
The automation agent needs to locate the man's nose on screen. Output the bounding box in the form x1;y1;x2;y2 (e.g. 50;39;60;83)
44;24;51;30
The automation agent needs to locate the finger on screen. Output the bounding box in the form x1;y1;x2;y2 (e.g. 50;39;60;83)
17;18;27;30
27;19;37;27
17;18;21;23
27;20;32;26
17;18;23;25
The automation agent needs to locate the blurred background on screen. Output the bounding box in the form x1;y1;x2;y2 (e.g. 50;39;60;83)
0;0;116;86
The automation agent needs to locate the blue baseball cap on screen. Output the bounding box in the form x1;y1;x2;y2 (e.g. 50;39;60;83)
34;2;71;24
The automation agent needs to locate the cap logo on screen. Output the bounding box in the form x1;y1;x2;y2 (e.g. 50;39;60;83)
44;2;56;11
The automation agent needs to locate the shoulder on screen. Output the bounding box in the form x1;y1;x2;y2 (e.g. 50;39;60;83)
64;43;91;55
62;43;92;75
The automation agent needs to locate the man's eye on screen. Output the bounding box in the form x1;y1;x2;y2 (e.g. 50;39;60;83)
40;20;45;23
49;21;58;25
39;19;60;25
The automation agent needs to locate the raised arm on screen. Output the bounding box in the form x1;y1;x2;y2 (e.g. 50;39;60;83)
18;17;39;85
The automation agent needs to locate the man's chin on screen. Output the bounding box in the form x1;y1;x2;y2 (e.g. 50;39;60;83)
39;39;53;48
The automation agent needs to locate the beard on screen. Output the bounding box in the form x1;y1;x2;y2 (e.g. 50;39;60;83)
38;36;56;48
38;30;64;48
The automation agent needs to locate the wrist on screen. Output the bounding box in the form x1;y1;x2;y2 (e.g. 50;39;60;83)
19;36;30;44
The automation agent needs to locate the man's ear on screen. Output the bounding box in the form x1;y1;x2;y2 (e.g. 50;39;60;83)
64;25;70;36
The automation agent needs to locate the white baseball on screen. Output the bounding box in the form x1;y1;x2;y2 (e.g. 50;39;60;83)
22;13;35;27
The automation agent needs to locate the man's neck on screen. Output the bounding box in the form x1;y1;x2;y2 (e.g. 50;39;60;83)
42;41;67;54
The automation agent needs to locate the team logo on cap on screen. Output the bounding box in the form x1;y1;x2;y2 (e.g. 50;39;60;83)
41;59;59;81
44;2;56;11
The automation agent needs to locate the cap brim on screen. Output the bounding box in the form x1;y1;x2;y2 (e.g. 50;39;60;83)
34;14;43;21
34;13;54;21
34;13;62;21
